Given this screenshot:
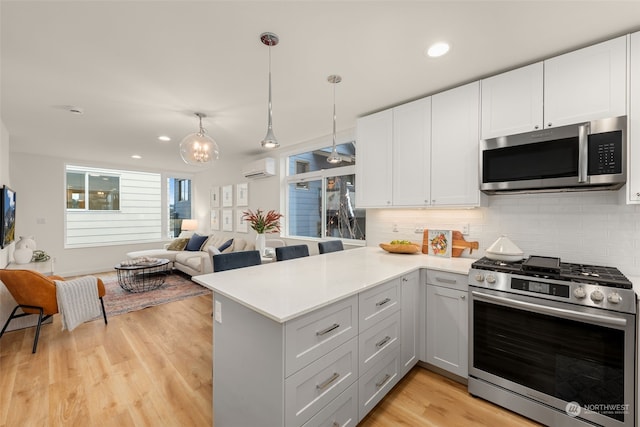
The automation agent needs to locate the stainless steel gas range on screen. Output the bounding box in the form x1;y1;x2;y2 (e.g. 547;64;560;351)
468;255;636;427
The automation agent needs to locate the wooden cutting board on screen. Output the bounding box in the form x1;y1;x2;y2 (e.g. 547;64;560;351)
422;229;479;257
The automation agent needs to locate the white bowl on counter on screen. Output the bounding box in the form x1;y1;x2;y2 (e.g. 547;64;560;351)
485;235;524;262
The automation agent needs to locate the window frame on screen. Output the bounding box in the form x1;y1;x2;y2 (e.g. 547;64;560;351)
66;169;122;212
282;139;365;245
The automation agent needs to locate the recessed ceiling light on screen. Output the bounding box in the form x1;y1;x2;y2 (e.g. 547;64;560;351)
158;135;171;142
426;42;450;58
131;154;142;159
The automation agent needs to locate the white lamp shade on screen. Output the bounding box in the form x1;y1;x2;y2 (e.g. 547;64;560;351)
181;219;198;231
179;132;219;166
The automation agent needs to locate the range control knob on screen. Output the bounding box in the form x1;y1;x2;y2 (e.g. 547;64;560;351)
590;289;604;303
608;292;622;304
573;286;587;299
474;273;485;282
486;274;496;284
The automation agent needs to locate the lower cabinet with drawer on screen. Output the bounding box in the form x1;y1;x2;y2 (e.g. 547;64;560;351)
212;270;436;426
424;270;469;378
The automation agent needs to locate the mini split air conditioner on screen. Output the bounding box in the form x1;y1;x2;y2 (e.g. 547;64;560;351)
242;157;276;179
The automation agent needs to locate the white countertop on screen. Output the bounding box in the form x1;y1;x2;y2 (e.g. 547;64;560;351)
193;246;475;323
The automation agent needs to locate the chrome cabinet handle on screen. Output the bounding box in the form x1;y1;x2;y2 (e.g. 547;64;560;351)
375;335;392;348
375;373;391;388
316;323;340;336
460;295;466;300
436;276;457;285
376;297;391;307
316;372;340;390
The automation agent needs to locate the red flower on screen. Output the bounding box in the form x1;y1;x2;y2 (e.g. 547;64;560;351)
241;209;283;234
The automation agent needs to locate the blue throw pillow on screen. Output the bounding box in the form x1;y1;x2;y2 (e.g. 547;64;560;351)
185;233;208;251
218;238;234;253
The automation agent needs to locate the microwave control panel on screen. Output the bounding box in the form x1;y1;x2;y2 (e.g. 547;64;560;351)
588;130;622;175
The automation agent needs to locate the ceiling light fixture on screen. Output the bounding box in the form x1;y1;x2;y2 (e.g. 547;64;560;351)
426;42;450;58
158;135;171;142
179;112;220;166
327;75;342;164
131;154;142;159
260;32;279;149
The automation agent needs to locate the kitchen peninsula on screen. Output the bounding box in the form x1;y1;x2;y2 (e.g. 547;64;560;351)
193;246;474;427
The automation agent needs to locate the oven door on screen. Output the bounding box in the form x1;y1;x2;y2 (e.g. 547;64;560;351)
469;287;635;427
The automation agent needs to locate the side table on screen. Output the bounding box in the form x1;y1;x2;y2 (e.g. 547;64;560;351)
114;258;170;293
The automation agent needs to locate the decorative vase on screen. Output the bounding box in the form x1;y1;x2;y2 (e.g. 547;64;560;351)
256;233;266;257
16;236;37;251
14;247;33;264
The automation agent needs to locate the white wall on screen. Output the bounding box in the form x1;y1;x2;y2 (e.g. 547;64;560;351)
366;190;640;277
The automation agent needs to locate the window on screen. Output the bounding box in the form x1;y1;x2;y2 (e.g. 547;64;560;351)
66;171;120;210
285;142;365;241
65;165;162;247
168;177;192;238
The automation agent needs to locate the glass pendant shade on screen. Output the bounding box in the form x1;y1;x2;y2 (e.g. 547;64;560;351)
326;74;342;164
180;113;219;166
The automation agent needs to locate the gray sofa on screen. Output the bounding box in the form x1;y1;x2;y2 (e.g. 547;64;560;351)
126;233;255;276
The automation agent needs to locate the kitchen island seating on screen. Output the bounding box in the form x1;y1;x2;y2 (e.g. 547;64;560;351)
275;244;309;261
0;269;108;353
318;240;344;254
213;250;261;272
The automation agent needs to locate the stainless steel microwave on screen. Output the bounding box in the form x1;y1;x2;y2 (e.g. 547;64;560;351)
480;116;627;194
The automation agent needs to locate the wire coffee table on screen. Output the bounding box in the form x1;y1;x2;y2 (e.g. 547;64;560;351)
114;258;171;293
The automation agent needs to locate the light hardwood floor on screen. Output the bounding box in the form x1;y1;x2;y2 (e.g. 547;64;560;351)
0;294;541;426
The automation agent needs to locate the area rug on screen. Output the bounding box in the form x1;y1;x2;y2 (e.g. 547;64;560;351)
95;272;211;318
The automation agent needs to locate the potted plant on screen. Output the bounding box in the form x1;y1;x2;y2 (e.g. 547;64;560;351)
242;209;283;255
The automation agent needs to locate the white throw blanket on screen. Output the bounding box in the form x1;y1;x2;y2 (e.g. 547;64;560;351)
55;276;101;331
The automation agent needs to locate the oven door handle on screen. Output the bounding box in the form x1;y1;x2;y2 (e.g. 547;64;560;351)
471;291;627;327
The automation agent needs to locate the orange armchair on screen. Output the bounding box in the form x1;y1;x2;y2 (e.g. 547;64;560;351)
0;269;107;353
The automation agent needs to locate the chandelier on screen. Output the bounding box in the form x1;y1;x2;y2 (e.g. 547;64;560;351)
179;112;220;166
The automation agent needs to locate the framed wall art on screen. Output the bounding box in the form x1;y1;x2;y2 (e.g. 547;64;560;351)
222;185;233;207
222;209;233;231
211;186;220;209
235;209;248;233
236;182;248;206
210;209;220;231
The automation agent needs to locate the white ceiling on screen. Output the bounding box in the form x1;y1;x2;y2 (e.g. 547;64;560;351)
2;1;640;173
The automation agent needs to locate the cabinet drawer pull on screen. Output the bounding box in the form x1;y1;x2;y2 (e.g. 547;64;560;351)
332;422;340;427
375;373;391;388
375;335;392;348
435;276;457;285
316;372;340;390
316;323;340;336
375;297;391;307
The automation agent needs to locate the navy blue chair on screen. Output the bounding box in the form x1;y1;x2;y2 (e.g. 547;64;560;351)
213;250;261;272
275;244;309;261
318;240;344;254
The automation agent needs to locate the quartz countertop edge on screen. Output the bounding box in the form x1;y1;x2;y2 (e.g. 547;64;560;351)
192;246;476;323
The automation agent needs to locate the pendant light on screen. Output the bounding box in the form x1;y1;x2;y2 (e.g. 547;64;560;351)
260;32;279;149
179;112;220;166
326;74;342;164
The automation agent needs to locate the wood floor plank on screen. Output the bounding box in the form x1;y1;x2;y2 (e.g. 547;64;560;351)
0;292;545;427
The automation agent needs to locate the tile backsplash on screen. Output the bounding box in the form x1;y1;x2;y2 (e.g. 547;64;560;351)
366;190;640;276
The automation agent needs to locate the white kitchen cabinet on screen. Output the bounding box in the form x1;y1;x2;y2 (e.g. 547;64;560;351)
425;270;468;378
355;109;393;207
544;35;626;128
400;270;420;376
481;36;626;140
392;97;432;206
629;31;640;203
481;62;544;139
431;81;481;206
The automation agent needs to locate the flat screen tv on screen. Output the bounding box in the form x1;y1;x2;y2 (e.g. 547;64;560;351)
1;185;16;249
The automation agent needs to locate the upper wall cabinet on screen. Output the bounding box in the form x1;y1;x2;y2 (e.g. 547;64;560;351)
356;109;393;207
392;97;432;207
431;81;481;206
481;36;627;140
628;32;640;203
